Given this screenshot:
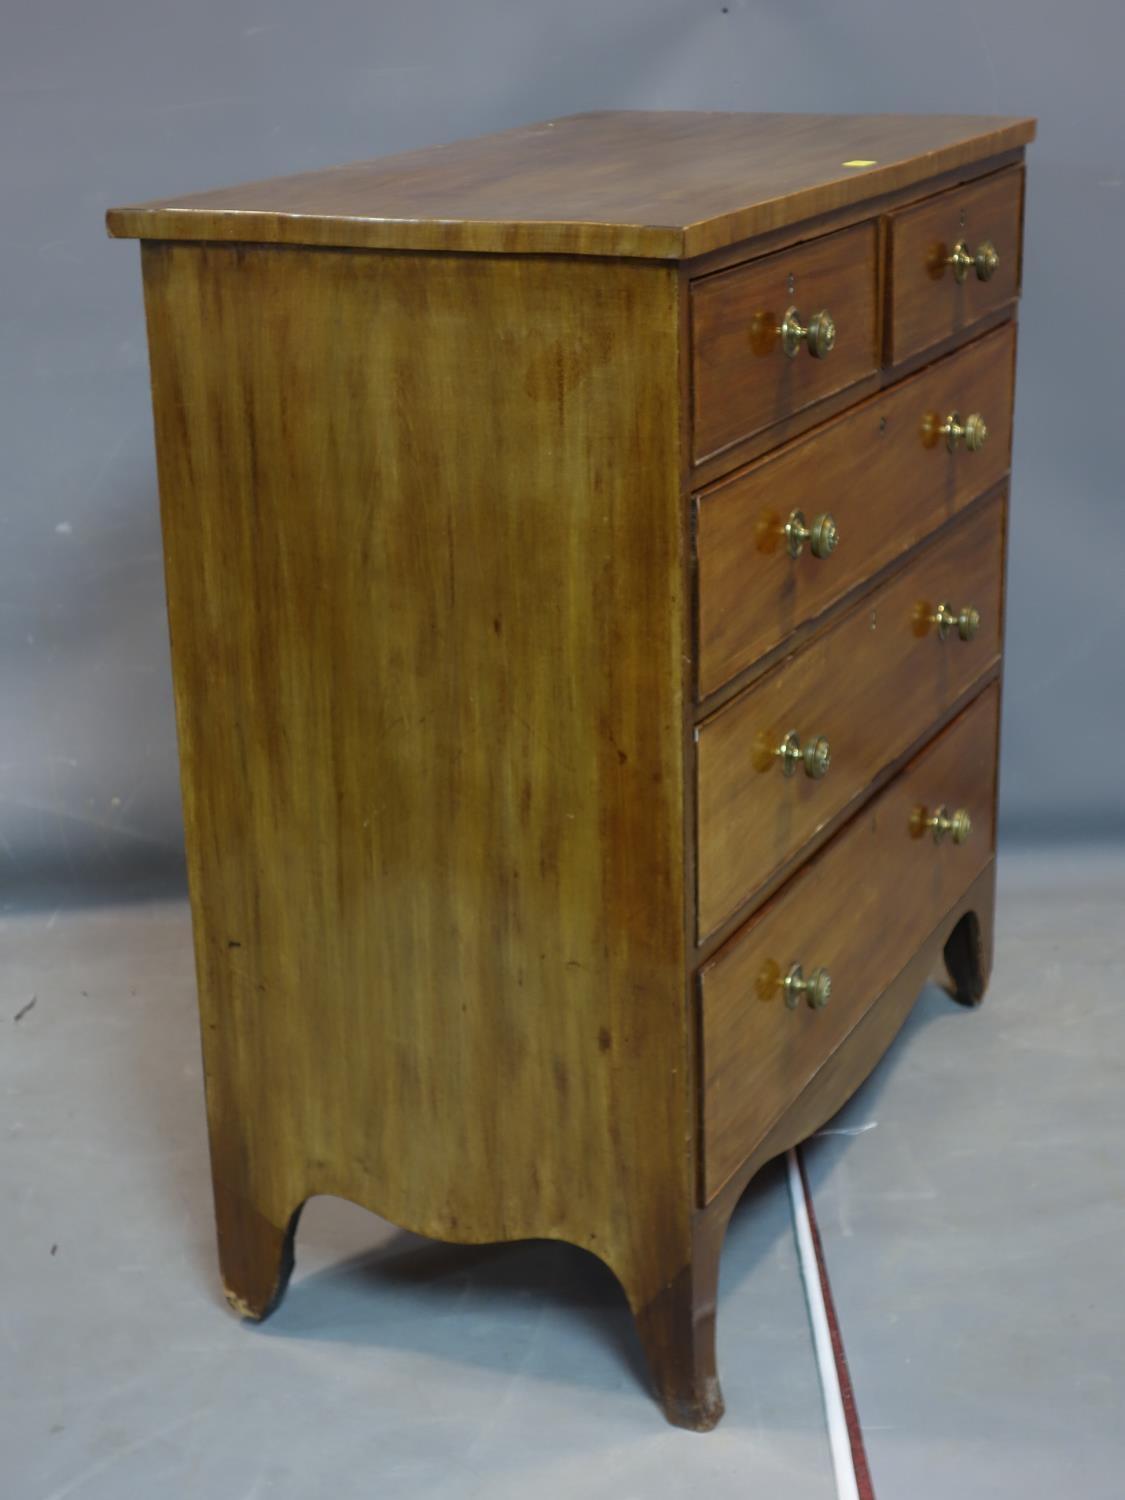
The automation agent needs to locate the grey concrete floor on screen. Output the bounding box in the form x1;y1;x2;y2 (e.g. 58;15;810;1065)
2;847;1122;1498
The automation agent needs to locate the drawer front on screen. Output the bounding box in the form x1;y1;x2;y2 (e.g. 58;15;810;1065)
699;683;999;1202
691;221;879;463
887;167;1023;366
696;495;1003;941
695;323;1015;700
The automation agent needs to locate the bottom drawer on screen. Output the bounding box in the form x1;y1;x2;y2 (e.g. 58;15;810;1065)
699;682;998;1203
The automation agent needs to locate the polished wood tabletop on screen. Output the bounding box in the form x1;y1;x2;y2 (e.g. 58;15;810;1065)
107;109;1035;259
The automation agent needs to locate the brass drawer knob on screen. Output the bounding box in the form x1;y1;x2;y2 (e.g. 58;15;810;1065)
946;239;1000;284
921;805;973;845
784;963;832;1010
939;411;988;453
775;729;831;780
931;602;981;641
779;305;836;360
785;509;839;560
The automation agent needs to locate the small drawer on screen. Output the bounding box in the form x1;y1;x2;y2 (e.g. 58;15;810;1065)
886;166;1023;366
696;495;1003;942
699;683;998;1202
694;323;1016;700
691;221;879;463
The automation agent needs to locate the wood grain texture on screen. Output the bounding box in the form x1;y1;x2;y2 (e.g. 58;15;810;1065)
699;858;995;1219
140;240;697;1342
887;166;1024;364
668;859;995;1413
679;148;1025;284
699;683;999;1201
108;110;1035;260
696;495;1004;941
687;303;1018;494
695;323;1016;699
691;220;880;462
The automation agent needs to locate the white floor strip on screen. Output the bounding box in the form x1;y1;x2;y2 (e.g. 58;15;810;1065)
786;1147;861;1500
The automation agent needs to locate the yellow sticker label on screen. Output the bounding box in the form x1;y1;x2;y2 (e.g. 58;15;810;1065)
842;159;877;168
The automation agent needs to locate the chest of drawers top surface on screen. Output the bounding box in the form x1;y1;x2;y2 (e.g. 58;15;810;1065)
107;109;1034;259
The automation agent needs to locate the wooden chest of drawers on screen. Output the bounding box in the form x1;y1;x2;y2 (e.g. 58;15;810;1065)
108;110;1035;1430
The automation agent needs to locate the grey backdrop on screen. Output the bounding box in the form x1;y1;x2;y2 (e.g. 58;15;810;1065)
3;1;1123;895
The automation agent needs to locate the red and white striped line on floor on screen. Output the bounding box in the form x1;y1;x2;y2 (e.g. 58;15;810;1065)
787;1147;875;1500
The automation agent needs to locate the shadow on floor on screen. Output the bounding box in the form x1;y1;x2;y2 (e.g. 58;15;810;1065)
249;1159;793;1397
799;977;983;1192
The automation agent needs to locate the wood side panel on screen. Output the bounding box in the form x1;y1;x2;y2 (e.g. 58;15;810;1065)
887;166;1024;364
108;111;1035;260
140;242;691;1301
691;221;879;462
695;323;1016;698
696;496;1004;940
700;684;999;1202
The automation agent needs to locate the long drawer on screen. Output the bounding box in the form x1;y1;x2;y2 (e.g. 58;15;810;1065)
696;494;1003;941
691;220;879;463
694;323;1016;701
699;682;999;1202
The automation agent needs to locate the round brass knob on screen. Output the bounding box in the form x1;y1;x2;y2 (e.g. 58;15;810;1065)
779;306;836;360
931;602;981;641
923;805;973;845
939;411;988;453
775;729;831;780
785;509;839;560
784;963;832;1010
946;239;1000;284
975;240;1000;281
